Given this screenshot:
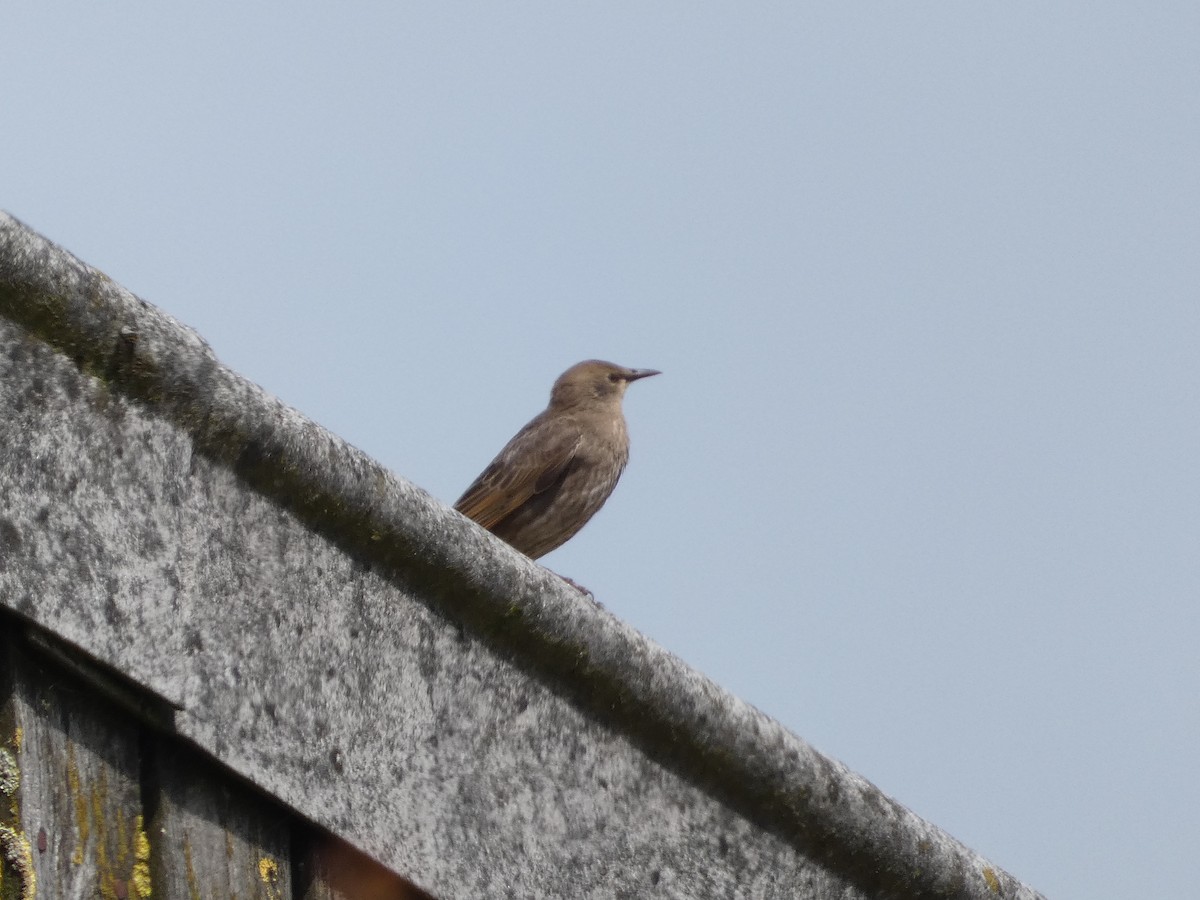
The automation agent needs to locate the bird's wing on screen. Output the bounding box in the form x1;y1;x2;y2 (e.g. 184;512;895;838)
454;417;583;530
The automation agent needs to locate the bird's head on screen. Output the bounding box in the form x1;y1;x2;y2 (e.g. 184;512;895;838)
549;360;661;409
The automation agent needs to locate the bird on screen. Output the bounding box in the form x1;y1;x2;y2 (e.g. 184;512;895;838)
455;359;660;566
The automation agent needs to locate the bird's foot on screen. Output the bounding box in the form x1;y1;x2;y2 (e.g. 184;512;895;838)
559;575;602;605
560;575;591;596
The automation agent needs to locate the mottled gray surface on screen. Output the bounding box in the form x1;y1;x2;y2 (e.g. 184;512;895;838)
0;211;1045;899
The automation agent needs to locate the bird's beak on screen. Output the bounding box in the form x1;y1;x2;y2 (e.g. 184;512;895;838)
624;368;661;382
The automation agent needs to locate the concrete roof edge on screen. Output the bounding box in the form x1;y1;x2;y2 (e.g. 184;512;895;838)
0;211;1044;900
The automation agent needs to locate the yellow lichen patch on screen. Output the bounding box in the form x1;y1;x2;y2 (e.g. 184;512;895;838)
130;815;152;899
982;866;1001;893
90;768;119;900
258;855;283;900
183;836;201;900
66;741;89;865
93;767;111;823
0;823;36;900
117;812;128;864
10;729;20;755
60;749;142;900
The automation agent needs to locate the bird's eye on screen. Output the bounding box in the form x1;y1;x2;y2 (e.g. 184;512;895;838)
607;373;621;383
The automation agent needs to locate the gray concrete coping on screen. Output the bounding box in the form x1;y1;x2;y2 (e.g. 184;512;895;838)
0;211;1045;899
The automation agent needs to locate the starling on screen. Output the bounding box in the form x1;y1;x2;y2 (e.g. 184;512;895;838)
455;359;660;561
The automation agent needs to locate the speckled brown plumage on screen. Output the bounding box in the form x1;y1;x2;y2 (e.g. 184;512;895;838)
455;360;660;560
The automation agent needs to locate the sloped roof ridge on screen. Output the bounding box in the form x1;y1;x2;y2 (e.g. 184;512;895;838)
0;211;1043;900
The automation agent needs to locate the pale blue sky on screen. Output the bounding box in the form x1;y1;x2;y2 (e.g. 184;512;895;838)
6;5;1200;897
